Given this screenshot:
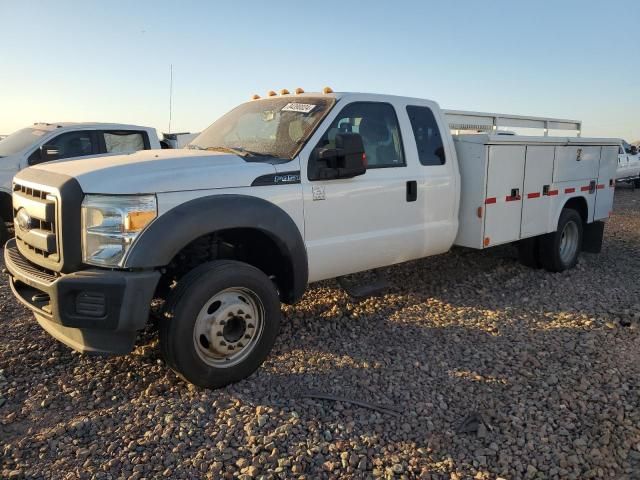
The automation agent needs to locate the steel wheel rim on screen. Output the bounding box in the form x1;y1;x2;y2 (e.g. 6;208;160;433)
193;287;265;368
559;221;579;264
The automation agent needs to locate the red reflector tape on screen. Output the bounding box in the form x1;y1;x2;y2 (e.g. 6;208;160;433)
564;187;576;194
505;195;521;202
547;190;559;196
580;186;591;192
527;192;541;199
596;184;604;190
485;197;496;204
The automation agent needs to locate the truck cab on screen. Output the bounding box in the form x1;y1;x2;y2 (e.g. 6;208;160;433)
3;91;619;389
0;122;161;243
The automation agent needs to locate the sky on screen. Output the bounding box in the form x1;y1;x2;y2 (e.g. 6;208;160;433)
1;0;639;140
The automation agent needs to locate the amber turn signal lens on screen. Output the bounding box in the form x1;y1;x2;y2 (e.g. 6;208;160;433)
124;210;156;232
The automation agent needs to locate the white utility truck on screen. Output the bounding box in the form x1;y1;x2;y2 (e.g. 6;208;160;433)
4;90;619;388
616;140;640;185
0;122;161;243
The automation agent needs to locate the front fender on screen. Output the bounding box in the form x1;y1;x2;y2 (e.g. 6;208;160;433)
123;194;308;302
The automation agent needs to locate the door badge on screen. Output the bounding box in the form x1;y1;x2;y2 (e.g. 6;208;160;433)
312;185;326;201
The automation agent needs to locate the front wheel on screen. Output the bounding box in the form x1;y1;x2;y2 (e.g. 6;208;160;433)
539;208;583;272
160;260;281;388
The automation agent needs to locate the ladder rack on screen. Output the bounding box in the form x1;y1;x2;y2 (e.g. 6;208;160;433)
443;110;582;137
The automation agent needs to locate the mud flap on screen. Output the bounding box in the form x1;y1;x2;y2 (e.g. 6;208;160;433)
582;221;605;253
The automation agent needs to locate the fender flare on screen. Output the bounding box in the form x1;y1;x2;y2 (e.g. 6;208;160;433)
124;194;308;303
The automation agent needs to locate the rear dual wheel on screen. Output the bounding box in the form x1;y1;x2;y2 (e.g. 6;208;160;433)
160;260;281;389
517;208;582;272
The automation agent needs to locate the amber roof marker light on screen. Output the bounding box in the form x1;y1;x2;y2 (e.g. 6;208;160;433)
295;87;304;94
323;86;334;94
267;90;277;97
251;94;261;100
280;88;290;95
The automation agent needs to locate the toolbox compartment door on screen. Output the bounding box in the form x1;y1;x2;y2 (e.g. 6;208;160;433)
521;146;555;238
483;145;525;246
594;146;617;220
554;146;600;182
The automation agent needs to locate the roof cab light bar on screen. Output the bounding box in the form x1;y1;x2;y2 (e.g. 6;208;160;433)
251;87;332;100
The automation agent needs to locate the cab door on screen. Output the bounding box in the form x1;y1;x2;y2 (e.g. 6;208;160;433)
300;100;426;283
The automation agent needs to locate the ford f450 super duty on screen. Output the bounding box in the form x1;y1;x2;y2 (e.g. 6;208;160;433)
4;90;619;388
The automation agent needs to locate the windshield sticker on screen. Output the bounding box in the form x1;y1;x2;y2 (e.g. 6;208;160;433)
281;103;317;114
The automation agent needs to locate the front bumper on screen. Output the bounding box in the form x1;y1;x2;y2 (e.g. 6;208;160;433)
4;238;160;355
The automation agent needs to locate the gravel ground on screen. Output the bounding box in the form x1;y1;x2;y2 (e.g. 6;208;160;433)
2;188;640;480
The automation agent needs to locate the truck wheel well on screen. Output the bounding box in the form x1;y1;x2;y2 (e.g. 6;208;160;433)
158;228;294;303
563;197;588;223
0;192;12;222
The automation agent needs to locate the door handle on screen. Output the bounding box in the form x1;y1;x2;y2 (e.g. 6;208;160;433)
406;181;417;202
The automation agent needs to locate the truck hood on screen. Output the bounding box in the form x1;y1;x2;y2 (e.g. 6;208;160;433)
30;149;277;194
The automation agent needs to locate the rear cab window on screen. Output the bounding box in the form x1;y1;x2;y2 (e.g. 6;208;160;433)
406;106;446;166
101;131;150;153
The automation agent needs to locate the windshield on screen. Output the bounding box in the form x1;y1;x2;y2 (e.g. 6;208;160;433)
0;128;50;157
189;97;335;160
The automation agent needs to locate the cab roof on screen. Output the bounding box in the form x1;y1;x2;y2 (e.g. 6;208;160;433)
31;122;155;131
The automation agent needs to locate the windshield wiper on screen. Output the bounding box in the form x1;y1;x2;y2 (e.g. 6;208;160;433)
203;146;274;158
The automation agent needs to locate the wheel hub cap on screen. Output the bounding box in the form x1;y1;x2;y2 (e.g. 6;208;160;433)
559;220;579;264
193;288;264;368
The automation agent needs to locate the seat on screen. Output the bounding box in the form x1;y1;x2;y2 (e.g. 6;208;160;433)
359;117;394;167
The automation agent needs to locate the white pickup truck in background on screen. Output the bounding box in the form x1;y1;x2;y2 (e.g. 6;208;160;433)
0;122;160;243
616;140;640;186
4;90;619;389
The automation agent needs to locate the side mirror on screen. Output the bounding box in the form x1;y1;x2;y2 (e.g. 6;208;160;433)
41;144;60;162
631;145;638;155
312;133;367;180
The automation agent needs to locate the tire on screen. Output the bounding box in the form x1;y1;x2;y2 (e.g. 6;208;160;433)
0;218;8;248
160;260;281;389
517;237;541;268
539;208;583;272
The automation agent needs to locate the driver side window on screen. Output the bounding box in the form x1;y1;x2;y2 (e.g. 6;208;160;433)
28;131;97;165
314;102;405;169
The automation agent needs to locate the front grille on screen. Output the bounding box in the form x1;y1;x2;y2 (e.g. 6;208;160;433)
13;182;60;262
5;241;57;284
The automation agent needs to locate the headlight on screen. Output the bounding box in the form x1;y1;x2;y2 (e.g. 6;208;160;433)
81;194;157;267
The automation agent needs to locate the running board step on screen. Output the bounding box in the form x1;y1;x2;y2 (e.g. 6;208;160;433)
337;271;390;298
